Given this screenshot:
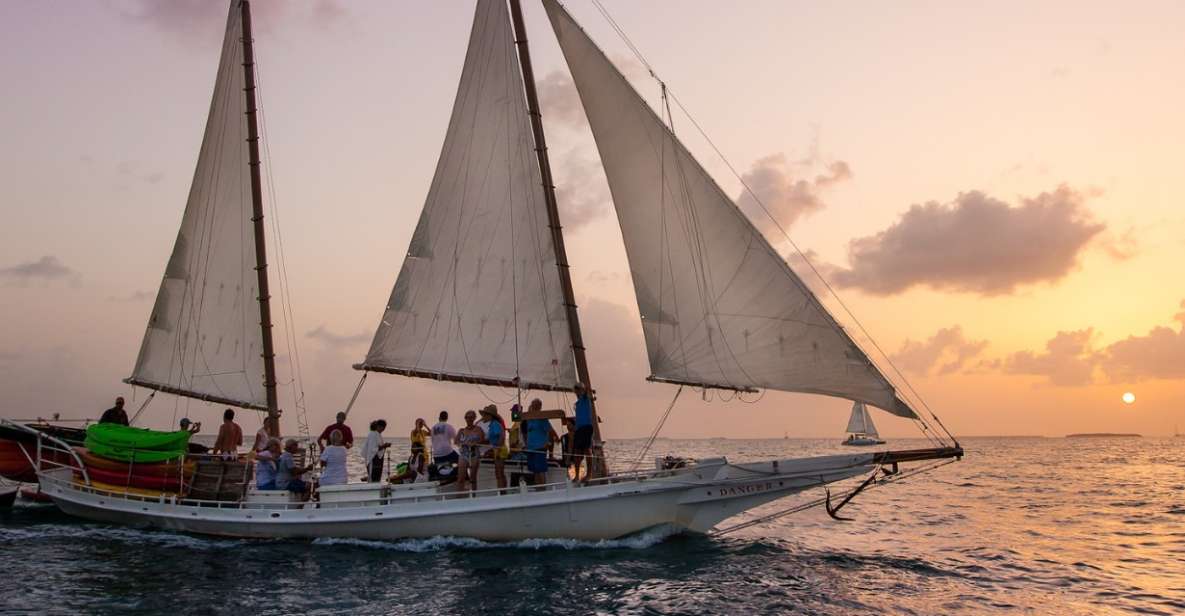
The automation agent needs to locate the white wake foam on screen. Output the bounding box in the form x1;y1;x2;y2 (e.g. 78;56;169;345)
311;524;680;552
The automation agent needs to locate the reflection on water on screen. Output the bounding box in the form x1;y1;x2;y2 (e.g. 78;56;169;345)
1;437;1183;615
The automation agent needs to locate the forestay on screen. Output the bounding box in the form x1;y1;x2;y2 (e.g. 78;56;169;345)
358;0;577;391
543;0;916;417
127;2;268;410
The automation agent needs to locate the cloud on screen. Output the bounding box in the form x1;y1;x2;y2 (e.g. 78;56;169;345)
0;256;79;286
832;185;1106;296
586;271;621;285
109;0;347;43
306;325;369;349
736;155;852;234
537;57;649;132
783;249;842;296
893;326;989;376
553;149;612;231
108;290;154;302
999;328;1100;386
1098;300;1185;382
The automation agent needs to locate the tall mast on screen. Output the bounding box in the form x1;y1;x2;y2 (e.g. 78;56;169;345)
508;0;599;430
239;0;279;413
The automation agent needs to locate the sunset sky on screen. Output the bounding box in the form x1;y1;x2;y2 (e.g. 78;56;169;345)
1;0;1182;439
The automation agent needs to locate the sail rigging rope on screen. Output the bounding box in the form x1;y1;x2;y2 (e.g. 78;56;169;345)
628;385;683;472
586;0;956;447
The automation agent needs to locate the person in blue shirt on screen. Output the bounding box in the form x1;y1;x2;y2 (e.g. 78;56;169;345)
571;383;595;482
523;399;558;485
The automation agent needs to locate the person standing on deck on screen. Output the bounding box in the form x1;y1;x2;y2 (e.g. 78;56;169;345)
430;411;458;468
410;418;430;453
361;419;390;482
254;409;282;452
455;410;484;492
481;406;508;490
317;412;354;450
179;417;201;435
211;408;243;459
99;397;129;425
571;383;595;482
320;430;349;486
523;399;558;486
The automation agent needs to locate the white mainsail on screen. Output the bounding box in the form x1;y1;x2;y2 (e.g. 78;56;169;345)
357;0;577;391
543;0;915;418
845;402;880;437
127;2;268;410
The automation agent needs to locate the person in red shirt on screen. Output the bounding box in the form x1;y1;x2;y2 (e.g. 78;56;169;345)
317;412;354;449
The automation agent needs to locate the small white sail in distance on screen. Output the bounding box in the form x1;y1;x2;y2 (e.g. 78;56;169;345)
126;2;268;410
543;0;916;418
845;402;880;438
356;0;577;391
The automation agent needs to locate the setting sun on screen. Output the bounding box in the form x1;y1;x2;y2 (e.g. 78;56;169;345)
1122;392;1136;404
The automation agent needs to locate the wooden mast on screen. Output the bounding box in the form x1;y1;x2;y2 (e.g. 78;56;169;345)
508;0;603;452
239;0;279;415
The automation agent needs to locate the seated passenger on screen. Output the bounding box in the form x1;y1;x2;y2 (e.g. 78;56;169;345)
390;442;428;484
319;429;349;486
275;439;314;500
255;438;281;490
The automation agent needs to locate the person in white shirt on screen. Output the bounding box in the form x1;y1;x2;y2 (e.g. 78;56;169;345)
319;430;349;486
361;419;391;482
431;411;458;467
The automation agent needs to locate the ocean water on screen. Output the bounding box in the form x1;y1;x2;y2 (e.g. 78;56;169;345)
1;437;1183;615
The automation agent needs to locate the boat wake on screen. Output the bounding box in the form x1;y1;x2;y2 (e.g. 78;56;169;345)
0;524;250;551
311;524;681;552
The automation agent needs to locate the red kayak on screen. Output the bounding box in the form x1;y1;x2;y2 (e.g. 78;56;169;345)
19;486;53;503
80;465;188;491
79;449;195;478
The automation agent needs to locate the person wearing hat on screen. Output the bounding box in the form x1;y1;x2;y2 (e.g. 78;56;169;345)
178;417;201;435
480;406;509;490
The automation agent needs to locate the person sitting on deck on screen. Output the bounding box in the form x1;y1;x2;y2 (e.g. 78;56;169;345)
455;410;484;492
361;419;390;482
255;438;281;490
317;412;354;450
390;441;428;484
430;411;458;468
99;397;129;426
276;438;314;500
523;399;558;486
481;406;508;490
212;408;243;459
319;430;349;486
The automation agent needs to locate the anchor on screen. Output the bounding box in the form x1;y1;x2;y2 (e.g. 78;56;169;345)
825;470;880;521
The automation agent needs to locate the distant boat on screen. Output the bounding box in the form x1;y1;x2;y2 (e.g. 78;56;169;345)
1065;433;1142;438
842;402;886;446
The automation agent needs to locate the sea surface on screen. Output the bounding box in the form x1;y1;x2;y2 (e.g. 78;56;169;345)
1;436;1183;615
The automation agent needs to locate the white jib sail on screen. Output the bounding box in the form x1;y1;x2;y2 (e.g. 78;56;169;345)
845;402;868;435
359;0;577;391
127;1;267;410
544;0;916;417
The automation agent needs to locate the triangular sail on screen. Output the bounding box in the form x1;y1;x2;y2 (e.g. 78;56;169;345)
543;0;916;417
126;2;268;410
357;0;578;391
861;404;880;438
845;402;868;435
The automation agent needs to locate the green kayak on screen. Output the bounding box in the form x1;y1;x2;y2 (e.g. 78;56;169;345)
86;424;191;452
84;439;186;464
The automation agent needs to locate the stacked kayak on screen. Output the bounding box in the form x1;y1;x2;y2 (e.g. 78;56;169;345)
79;424;193;492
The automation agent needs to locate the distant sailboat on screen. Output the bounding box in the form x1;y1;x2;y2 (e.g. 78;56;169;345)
842;402;886;446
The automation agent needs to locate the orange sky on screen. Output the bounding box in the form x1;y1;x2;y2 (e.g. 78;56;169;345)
1;1;1182;439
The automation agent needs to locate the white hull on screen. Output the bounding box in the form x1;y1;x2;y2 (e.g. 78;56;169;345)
37;454;876;541
842;437;885;446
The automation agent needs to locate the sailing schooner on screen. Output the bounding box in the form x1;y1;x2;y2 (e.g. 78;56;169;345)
842;402;886;446
25;0;962;541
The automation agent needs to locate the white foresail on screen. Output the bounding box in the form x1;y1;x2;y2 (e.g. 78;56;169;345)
127;2;268;410
543;0;917;417
358;0;578;391
845;402;868;435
